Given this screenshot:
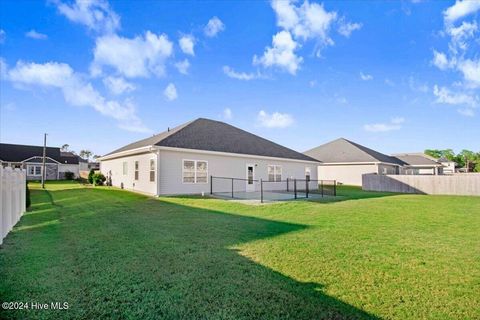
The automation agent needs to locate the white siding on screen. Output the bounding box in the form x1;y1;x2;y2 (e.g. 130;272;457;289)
318;164;379;186
59;164;79;178
158;149;317;195
100;152;158;195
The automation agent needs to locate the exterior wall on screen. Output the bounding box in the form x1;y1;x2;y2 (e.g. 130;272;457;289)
441;162;455;174
318;164;378;186
377;163;398;175
25;163;58;180
59;164;80;179
158;149;318;195
399;167;436;175
100;152;158;195
363;173;480;196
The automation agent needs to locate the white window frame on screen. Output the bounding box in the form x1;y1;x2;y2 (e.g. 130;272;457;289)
267;165;282;182
123;161;128;175
149;159;155;182
134;161;139;180
182;159;208;184
27;164;42;176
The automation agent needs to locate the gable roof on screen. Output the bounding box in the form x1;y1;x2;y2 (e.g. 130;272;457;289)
391;153;441;166
0;143;61;162
304;138;405;165
0;143;84;164
104;118;318;162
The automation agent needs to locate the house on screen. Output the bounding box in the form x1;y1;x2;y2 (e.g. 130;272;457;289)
437;156;456;174
304;138;404;186
0;143;88;180
392;153;443;175
99;118;319;196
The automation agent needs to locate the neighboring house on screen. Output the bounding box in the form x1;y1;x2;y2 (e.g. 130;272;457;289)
437;156;456;174
0;143;86;180
99;118;319;196
304;138;404;186
392;153;443;175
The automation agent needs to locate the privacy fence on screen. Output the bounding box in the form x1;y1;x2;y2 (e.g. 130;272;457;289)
210;176;336;202
1;167;27;245
362;173;480;196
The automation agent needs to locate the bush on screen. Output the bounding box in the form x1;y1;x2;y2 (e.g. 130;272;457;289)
88;169;95;184
64;171;75;180
92;173;106;186
26;182;31;208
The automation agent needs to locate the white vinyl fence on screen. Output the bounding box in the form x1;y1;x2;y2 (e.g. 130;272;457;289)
363;173;480;196
1;167;27;245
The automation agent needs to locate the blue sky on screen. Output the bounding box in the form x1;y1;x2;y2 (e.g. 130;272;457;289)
0;0;479;156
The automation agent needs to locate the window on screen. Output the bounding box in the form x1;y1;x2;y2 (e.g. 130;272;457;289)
134;161;139;180
183;160;208;183
123;162;128;175
27;165;42;176
267;165;282;182
150;159;155;182
305;167;311;181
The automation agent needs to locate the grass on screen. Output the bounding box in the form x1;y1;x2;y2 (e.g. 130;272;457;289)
1;182;479;319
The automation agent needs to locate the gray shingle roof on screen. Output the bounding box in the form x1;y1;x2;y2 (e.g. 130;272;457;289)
391;154;441;166
304;138;405;165
0;143;84;164
105;118;318;162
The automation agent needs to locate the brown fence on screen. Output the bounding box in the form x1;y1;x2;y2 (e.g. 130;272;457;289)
362;173;480;196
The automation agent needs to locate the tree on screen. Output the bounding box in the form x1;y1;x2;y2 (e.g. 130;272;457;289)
92;154;101;161
424;149;442;159
459;150;476;172
79;150;93;161
61;144;70;151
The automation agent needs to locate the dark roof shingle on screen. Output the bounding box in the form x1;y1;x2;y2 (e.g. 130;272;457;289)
105;118;318;162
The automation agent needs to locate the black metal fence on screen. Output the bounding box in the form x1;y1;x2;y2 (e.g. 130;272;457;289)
211;176;336;203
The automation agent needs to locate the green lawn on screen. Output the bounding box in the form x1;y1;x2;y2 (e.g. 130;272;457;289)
1;182;479;319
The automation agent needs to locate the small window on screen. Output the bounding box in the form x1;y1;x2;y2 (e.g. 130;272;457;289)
123;162;128;175
267;165;282;182
134;161;139;180
27;165;42;176
150;159;155;182
183;160;208;183
183;160;195;183
305;167;311;181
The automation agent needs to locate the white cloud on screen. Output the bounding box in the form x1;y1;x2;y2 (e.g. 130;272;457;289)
174;59;190;75
163;83;177;101
364;117;404;132
444;0;480;24
253;31;303;75
204;17;225;37
103;76;135;95
447;20;478;51
223;66;257;80
179;35;195;56
56;0;120;34
458;108;475;116
0;29;5;43
433;85;478;106
7;61;148;132
25;30;48;40
338;20;362;37
408;76;429;93
257;110;294;128
432;50;450;70
92;31;173;78
223;108;232;120
384;78;395;86
0;58;8;79
457;59;480;87
360;72;373;81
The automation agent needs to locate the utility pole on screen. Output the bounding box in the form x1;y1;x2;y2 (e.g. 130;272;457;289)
41;133;47;189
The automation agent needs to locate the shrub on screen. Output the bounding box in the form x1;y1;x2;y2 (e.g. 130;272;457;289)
64;171;75;180
92;173;106;186
88;169;95;184
26;181;31;208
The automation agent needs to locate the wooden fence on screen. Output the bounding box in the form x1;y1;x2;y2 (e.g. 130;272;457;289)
362;173;480;196
1;167;27;245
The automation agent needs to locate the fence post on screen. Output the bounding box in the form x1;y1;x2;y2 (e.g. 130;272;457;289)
334;180;337;196
260;179;263;203
0;167;3;245
286;178;289;192
321;180;324;197
231;178;234;198
305;179;309;198
210;175;213;195
294;179;297;199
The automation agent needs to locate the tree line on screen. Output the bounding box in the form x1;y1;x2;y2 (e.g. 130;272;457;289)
61;144;100;162
424;149;480;172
